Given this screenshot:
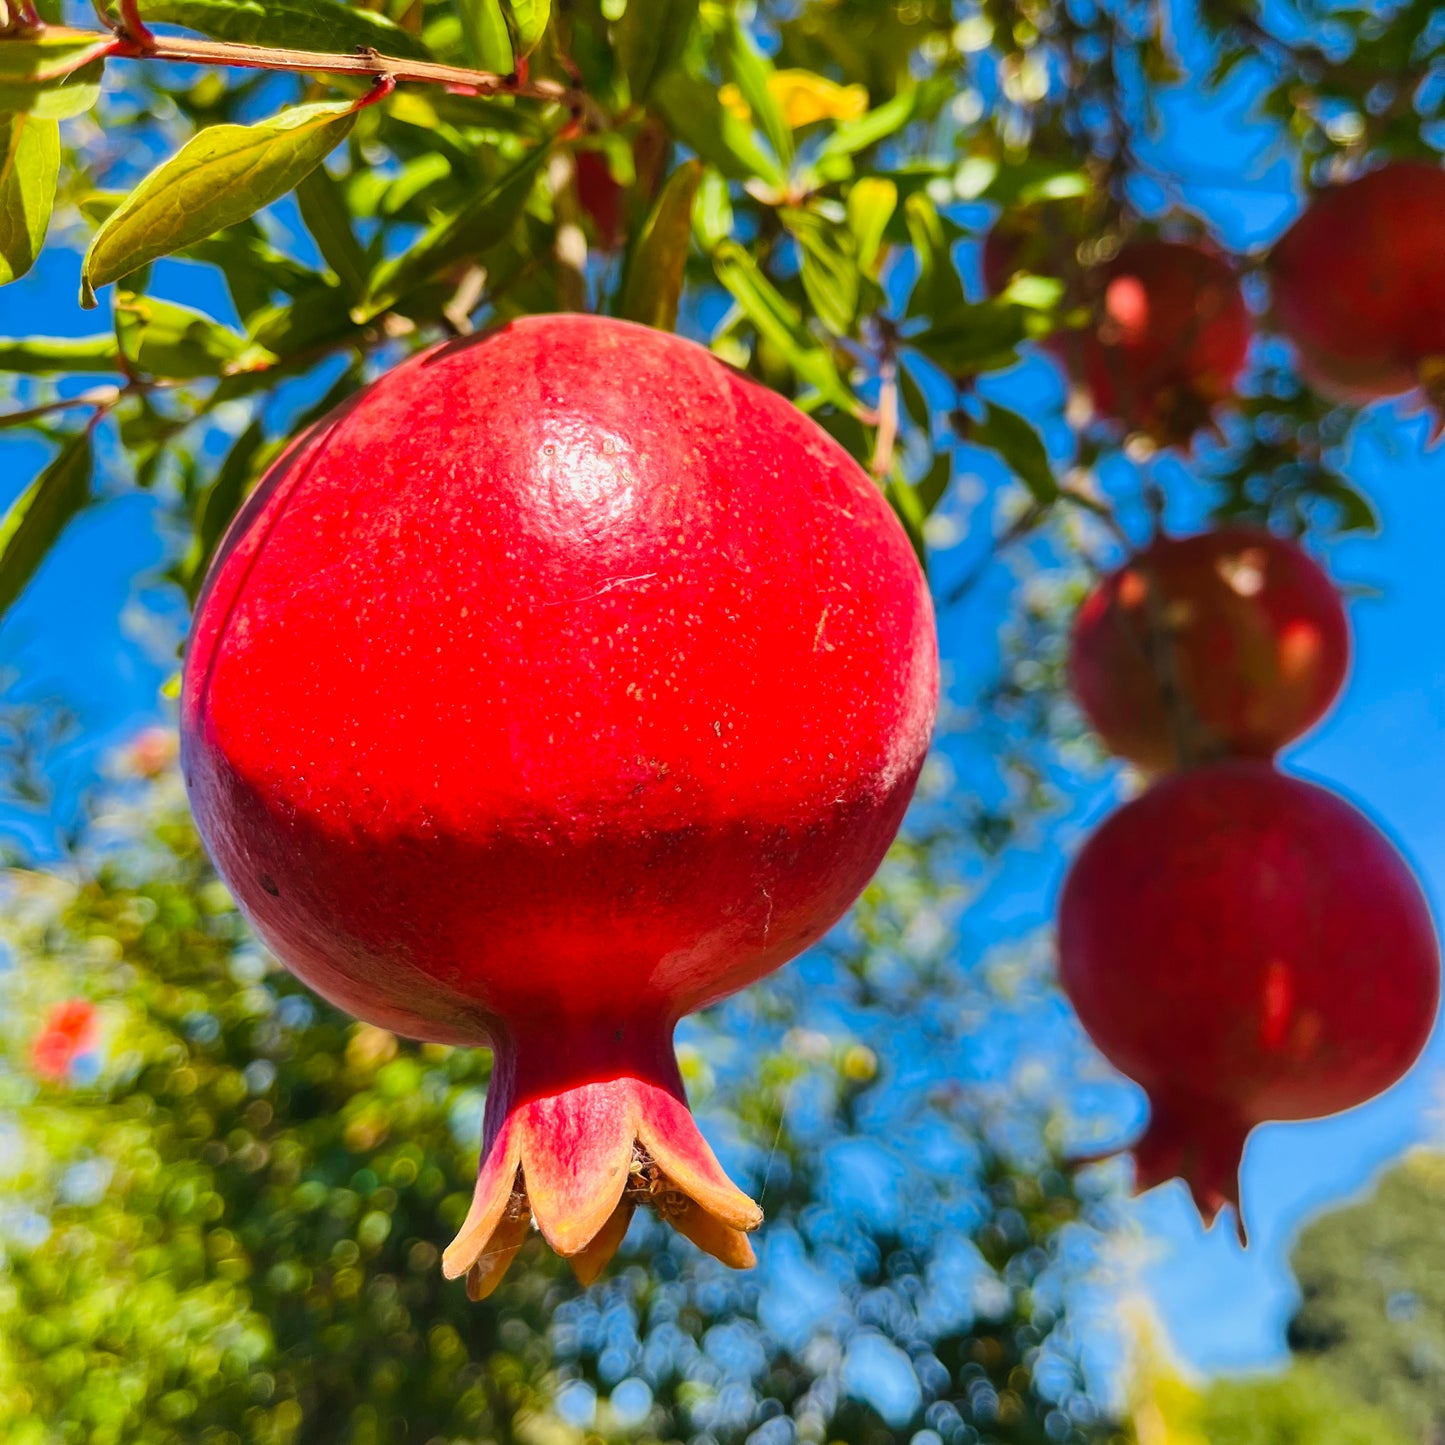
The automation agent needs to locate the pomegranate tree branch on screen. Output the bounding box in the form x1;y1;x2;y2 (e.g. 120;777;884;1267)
0;385;124;431
34;24;586;111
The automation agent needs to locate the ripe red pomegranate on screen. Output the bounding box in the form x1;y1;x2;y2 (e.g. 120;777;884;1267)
181;314;938;1297
1069;527;1349;773
1071;240;1250;445
1269;162;1445;406
1059;761;1439;1230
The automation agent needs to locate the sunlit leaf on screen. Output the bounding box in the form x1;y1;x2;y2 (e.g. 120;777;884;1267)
457;0;514;73
81;98;362;306
115;292;271;380
0;429;91;628
0;334;120;373
0;26;108;118
139;0;433;59
781;207;860;337
502;0;550;58
846;177;896;280
716;19;792;167
652;74;784;187
0;112;57;285
712;240;858;413
620;160;701;332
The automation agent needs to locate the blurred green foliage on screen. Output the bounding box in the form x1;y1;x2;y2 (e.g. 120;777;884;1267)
0;744;1126;1444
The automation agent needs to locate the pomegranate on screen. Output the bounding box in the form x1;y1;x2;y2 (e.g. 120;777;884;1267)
1268;162;1445;406
181;314;938;1297
1069;527;1349;773
1071;240;1250;445
1059;761;1439;1230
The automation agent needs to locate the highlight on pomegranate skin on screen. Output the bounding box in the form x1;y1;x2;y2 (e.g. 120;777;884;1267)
1268;162;1445;410
1069;240;1250;447
180;314;939;1298
1058;761;1440;1234
1068;526;1350;773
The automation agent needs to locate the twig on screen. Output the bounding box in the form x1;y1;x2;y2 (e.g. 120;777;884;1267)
21;24;590;116
0;386;123;431
870;321;899;483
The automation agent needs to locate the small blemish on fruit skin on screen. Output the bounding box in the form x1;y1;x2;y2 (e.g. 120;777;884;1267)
259;874;280;897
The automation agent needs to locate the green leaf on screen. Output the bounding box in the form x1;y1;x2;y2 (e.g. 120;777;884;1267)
247;277;362;357
115;292;269;380
0;429;91;627
972;401;1058;504
782;206;860;337
904;192;966;320
138;0;433;59
295;166;368;300
818;85;931;162
651;73;784;187
356;140;550;319
884;473;928;570
908;300;1028;378
0;334;120;373
1311;474;1380;534
81;97;361;307
619;159;700;332
617;0;698;103
0;112;58;285
456;0;514;73
181;418;268;600
712;240;858;414
846;177;896;279
502;0;549;57
717;20;792;168
0;26;108;119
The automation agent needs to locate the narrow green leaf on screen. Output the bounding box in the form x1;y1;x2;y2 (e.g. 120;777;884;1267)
81;98;361;307
139;0;433;59
846;177;896;279
712;240;858;414
973;401;1058;504
248;277;363;357
818;90;920;162
456;0;514;73
884;473;928;571
904;192;966;320
0;430;91;627
1311;474;1380;534
295;167;368;300
357;140;550;319
651;73;784;187
915;448;952;514
717;20;792;168
0;334;120;373
181;418;268;600
620;159;701;332
0;112;58;285
0;27;107;119
502;0;549;57
782;206;860;336
115;292;269;380
617;0;698;103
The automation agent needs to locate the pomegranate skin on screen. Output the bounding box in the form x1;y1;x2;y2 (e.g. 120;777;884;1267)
1071;240;1250;445
1068;527;1350;773
1269;163;1445;404
182;313;937;1291
1059;762;1439;1228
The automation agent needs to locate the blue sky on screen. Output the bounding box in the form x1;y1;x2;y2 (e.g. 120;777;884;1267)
3;0;1443;1390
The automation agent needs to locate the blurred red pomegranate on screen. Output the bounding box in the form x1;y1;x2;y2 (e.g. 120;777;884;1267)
1069;527;1349;772
1059;762;1439;1231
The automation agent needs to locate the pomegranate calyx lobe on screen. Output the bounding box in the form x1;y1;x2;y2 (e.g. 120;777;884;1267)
444;1026;761;1299
1131;1096;1250;1243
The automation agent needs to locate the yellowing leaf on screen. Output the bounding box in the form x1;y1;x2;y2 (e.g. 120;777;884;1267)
81;98;361;306
716;71;868;131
